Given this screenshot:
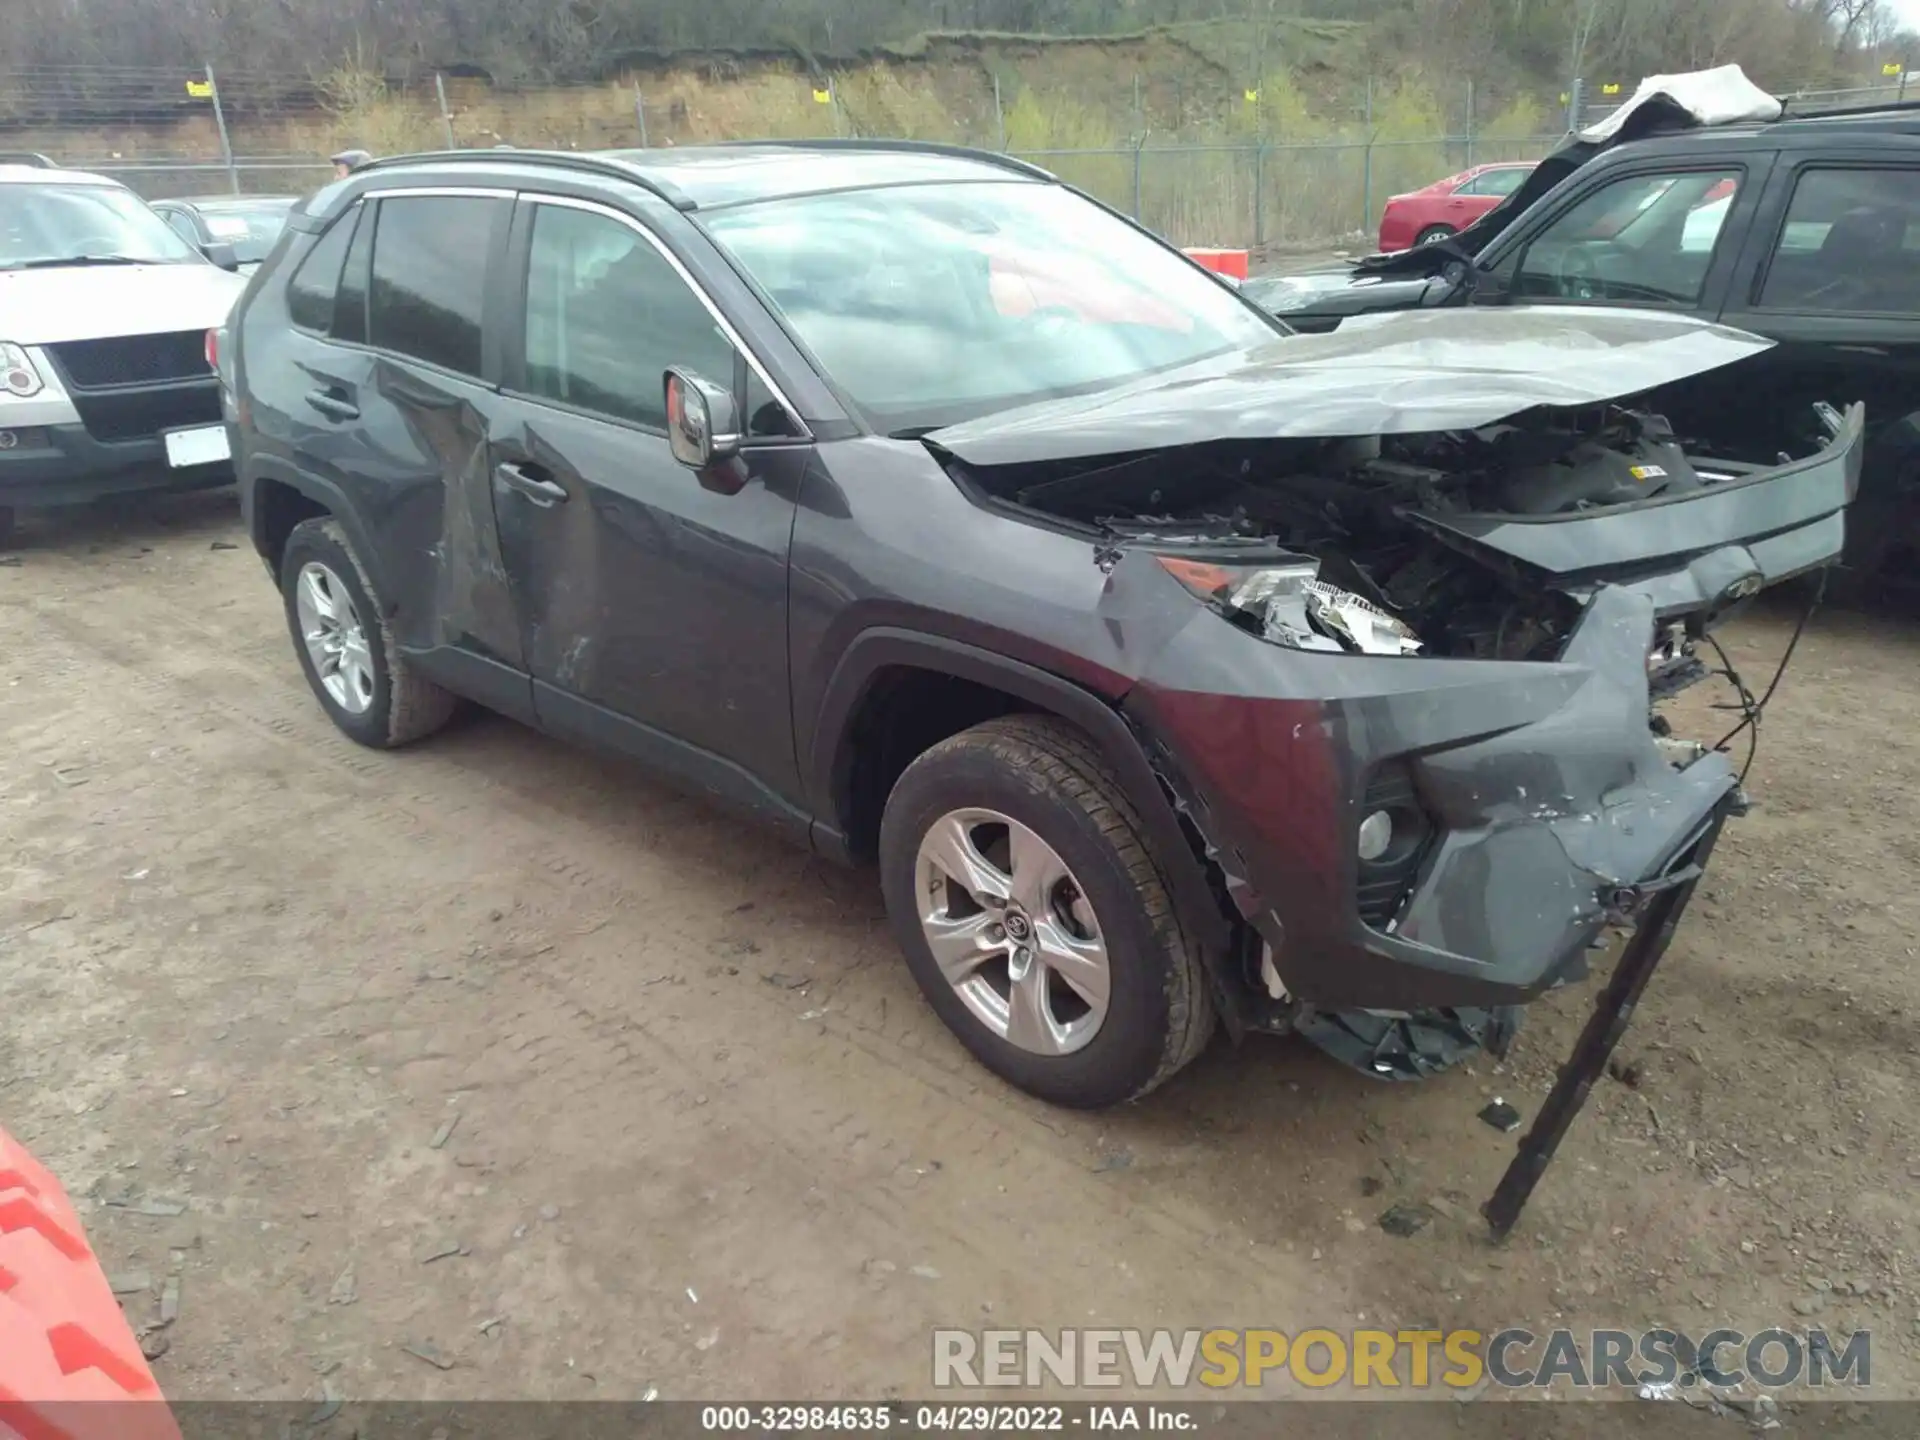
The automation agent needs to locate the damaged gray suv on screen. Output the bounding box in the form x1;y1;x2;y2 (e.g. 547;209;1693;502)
225;144;1860;1231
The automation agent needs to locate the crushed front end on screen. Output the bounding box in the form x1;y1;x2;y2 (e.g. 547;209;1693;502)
930;306;1860;1231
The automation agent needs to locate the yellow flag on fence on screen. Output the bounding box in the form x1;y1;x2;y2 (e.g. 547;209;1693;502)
1601;82;1621;95
1885;61;1905;77
812;87;831;104
1244;89;1259;104
186;79;213;98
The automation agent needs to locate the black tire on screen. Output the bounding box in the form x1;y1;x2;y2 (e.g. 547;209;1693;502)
279;516;457;748
1415;224;1455;246
879;715;1215;1108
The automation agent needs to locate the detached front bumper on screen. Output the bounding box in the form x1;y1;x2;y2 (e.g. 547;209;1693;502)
1129;584;1738;1011
1120;407;1862;1015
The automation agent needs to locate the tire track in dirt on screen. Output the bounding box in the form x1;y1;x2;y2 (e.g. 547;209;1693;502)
8;558;1344;1394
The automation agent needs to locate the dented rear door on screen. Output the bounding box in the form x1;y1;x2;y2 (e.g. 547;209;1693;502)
325;191;531;716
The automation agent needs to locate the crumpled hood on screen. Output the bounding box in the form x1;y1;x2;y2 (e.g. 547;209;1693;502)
927;306;1774;467
0;263;247;345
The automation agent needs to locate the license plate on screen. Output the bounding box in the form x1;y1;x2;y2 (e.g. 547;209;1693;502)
164;425;230;469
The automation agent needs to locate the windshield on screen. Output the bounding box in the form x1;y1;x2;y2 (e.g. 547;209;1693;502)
702;181;1281;431
0;183;204;270
193;201;294;263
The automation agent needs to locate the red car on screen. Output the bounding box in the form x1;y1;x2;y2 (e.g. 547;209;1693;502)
1378;162;1535;252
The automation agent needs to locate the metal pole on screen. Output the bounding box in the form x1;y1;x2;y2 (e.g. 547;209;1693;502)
1361;77;1373;239
435;74;455;150
1253;142;1265;250
1465;78;1475;169
205;63;239;196
1131;72;1144;220
993;73;1005;151
634;80;649;147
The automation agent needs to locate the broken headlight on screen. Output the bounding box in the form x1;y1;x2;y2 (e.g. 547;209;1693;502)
1155;554;1423;657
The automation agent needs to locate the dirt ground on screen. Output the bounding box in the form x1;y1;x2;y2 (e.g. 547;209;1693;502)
1;490;1917;1408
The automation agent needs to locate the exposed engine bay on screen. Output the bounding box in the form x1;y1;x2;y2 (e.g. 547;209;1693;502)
967;402;1764;669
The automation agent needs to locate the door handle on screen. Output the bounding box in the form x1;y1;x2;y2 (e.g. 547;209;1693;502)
305;389;359;421
495;461;569;506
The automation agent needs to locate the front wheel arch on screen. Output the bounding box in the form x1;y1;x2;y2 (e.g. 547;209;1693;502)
807;630;1235;965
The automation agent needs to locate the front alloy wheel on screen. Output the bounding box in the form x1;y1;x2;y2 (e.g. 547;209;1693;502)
879;715;1215;1108
915;808;1111;1056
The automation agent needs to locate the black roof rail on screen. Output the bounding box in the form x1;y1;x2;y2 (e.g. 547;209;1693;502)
1775;97;1920;122
0;151;57;168
349;148;697;211
695;136;1056;181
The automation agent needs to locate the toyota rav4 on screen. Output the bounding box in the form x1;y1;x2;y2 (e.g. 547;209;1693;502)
224;143;1860;1230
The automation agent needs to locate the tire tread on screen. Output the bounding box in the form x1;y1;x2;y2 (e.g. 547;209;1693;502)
908;714;1215;1100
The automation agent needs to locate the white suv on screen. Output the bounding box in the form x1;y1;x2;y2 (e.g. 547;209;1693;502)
0;165;249;544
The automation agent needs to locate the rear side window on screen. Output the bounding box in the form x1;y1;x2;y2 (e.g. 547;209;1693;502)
1760;167;1920;314
1460;167;1528;198
286;209;358;332
368;196;498;376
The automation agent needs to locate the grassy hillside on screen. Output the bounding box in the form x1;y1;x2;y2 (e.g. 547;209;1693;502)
17;20;1559;245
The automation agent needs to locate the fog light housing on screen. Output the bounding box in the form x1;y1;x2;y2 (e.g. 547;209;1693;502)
1357;809;1393;861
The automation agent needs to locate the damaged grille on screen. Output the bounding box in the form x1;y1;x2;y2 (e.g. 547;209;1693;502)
1356;766;1430;929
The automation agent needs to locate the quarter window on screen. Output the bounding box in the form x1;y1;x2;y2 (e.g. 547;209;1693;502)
520;204;736;430
1515;169;1740;307
285;208;357;333
1759;167;1920;314
367;196;499;376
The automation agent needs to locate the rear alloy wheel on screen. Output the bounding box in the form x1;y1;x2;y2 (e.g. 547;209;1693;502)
280;517;457;748
1415;224;1455;246
879;715;1214;1108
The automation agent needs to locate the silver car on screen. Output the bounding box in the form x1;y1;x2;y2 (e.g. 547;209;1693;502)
0;165;248;544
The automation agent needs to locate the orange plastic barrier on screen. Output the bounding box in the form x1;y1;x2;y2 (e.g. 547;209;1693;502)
0;1130;182;1440
1182;247;1250;280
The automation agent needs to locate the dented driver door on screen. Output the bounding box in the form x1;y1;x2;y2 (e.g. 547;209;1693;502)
486;195;809;832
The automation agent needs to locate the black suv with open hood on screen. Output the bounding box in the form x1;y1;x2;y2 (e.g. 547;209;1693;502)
1244;67;1918;597
222;141;1859;1231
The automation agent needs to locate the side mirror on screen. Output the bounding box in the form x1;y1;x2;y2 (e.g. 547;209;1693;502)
201;241;240;272
664;368;741;470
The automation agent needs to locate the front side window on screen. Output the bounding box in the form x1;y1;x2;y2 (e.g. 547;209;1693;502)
367;196;500;377
702;180;1279;432
0;183;203;270
521;204;736;430
1760;167;1920;314
162;210;202;245
1515;169;1741;307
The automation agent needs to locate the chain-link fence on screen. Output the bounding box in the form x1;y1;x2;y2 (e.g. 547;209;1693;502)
3;63;1908;253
